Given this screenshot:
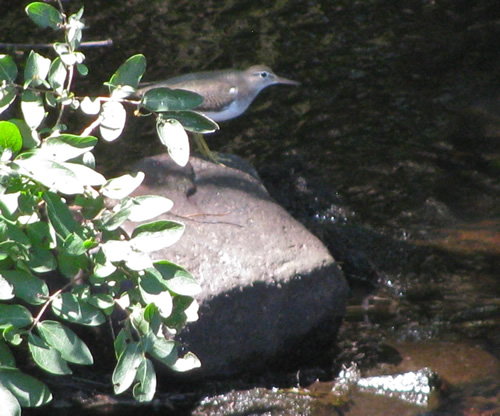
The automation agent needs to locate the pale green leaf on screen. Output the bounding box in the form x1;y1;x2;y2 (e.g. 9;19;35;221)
99;101;126;142
101;172;145;199
112;342;143;394
51;292;105;326
128;195;173;222
0;275;14;300
0;382;21;416
39;134;97;162
130;220;185;252
156;117;189;167
80;97;101;115
139;271;173;318
169;351;201;372
21;90;45;129
0;368;52;407
0;86;17;115
23;50;51;88
133;358;156;402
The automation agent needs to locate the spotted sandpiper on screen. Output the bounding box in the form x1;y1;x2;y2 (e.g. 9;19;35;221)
136;65;299;162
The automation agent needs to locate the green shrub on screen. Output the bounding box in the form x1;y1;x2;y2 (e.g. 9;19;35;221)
0;3;212;414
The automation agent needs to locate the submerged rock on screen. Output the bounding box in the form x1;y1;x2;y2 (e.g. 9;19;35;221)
128;154;348;378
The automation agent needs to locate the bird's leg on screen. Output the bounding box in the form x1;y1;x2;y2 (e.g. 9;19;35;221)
192;132;224;165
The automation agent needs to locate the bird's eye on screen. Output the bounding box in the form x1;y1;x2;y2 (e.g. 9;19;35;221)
259;71;270;78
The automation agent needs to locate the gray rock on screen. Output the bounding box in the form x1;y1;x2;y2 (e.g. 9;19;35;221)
128;154;348;378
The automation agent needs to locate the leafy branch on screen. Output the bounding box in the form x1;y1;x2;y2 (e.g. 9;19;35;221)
0;2;207;414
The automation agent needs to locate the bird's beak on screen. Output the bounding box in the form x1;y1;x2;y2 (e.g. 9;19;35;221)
275;76;301;86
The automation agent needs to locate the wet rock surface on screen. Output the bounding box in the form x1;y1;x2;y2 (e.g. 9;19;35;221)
127;154;348;378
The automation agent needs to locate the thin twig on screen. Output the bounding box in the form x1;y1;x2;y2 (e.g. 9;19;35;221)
0;39;114;49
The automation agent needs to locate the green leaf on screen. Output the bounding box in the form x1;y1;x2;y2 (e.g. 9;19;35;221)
26;246;57;273
139;271;173;318
66;7;85;49
130;220;185;253
25;221;56;250
147;336;176;367
0;382;21;416
143;303;162;335
0;85;17;115
109;54;146;92
28;333;72;375
74;193;104;220
0;304;33;328
99;101;126;142
51;292;105;326
42;191;79;239
0;122;22;154
142;88;203;112
114;329;133;360
86;293;114;314
0;55;18;83
153;261;201;296
0;55;17;115
0;368;52;407
16;158;81;194
3;325;22;346
48;57;67;93
156;117;189;167
112;342;143;394
163;110;219;134
101;172;145;200
57;250;88;278
128;195;173;222
37;320;93;365
62;232;87;256
25;2;63;30
0;270;49;305
76;63;88;76
133;358;156;402
99;198;134;231
0;339;15;367
3;326;23;346
39;134;97;162
9;119;39;148
24;50;51;88
91;248;116;278
21;90;45;129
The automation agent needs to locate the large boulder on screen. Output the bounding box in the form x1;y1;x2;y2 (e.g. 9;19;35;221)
127;154;348;378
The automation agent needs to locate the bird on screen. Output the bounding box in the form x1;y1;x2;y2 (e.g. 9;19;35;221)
135;64;300;162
